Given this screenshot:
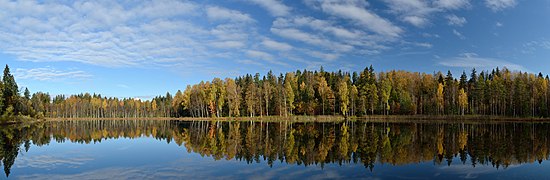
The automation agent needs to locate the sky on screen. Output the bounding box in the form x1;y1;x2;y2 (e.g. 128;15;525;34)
0;0;549;99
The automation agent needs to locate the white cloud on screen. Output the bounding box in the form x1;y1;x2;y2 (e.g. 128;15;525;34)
15;67;92;81
316;0;403;38
485;0;517;12
237;59;263;66
261;38;292;51
270;27;353;52
403;16;429;27
270;16;392;57
247;0;291;17
522;40;550;54
245;50;288;66
415;42;433;48
0;1;210;68
384;0;436;27
273;17;362;39
16;155;93;169
439;53;527;72
384;0;472;28
246;50;274;61
453;29;465;39
434;0;471;10
304;50;340;61
0;0;280;70
206;6;255;23
446;15;467;26
117;84;130;89
496;22;503;27
209;41;246;49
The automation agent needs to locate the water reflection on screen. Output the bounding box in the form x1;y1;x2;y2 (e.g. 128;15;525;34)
1;120;549;177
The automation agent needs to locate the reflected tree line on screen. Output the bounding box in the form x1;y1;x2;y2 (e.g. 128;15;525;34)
2;120;550;176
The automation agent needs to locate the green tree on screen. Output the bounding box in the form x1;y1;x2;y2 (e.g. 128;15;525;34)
2;65;18;115
0;79;3;115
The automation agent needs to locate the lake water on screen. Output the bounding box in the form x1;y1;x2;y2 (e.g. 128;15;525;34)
1;120;550;179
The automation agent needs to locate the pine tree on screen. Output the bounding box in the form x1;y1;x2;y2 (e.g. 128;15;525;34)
0;79;3;115
3;65;18;114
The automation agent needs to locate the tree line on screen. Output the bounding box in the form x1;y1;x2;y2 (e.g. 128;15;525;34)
2;64;550;120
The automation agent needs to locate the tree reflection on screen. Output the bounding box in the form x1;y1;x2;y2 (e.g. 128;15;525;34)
1;120;550;177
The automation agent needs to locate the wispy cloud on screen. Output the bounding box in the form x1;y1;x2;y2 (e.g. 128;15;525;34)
521;40;550;54
261;38;293;51
117;84;130;89
439;53;528;72
434;0;471;10
16;155;93;169
15;67;92;81
246;50;288;66
0;0;261;70
206;6;255;23
247;0;291;17
314;0;403;38
237;59;263;66
485;0;518;12
383;0;436;27
446;15;467;26
452;29;466;39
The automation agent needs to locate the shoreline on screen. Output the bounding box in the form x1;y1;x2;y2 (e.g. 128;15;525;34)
41;115;550;123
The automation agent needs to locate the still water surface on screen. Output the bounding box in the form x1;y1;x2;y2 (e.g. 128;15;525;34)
1;120;550;179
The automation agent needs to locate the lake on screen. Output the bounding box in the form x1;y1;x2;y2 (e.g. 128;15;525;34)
1;119;550;179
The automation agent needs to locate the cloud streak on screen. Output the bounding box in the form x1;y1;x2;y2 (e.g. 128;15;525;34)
247;0;291;17
439;53;528;72
485;0;518;12
315;0;403;38
15;67;92;81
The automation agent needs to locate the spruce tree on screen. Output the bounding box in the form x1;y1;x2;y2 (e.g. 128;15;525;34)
3;65;18;114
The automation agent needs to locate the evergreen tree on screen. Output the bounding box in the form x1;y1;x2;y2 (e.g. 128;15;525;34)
2;65;18;114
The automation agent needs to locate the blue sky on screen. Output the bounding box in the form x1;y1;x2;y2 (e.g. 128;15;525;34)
0;0;549;99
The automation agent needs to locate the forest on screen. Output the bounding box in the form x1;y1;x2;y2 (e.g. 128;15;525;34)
2;64;550;121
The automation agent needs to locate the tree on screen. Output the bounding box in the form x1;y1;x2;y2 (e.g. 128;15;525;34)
226;78;240;117
338;77;349;116
437;83;444;115
458;88;468;116
24;88;30;100
0;79;3;115
2;65;18;114
263;77;273;116
379;74;392;115
316;75;330;115
212;78;225;117
151;99;158;117
245;82;256;117
366;84;378;115
284;73;295;116
350;85;358;116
